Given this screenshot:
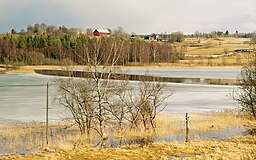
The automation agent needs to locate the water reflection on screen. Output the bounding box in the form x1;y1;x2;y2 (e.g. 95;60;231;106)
35;69;238;85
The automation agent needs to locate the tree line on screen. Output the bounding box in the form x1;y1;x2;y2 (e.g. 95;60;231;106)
0;33;184;66
189;30;256;39
9;23;256;41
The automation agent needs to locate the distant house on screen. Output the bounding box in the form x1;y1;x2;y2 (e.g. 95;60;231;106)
93;29;110;37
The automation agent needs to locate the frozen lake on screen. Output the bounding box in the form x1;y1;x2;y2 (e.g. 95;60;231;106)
60;67;241;79
118;68;241;79
0;68;240;123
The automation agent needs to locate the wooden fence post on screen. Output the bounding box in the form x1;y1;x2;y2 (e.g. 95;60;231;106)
185;112;189;142
46;82;49;145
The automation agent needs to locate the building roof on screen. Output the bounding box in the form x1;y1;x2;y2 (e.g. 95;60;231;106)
94;29;110;34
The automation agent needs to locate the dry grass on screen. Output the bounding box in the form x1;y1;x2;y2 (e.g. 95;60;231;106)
0;122;47;155
9;135;256;160
0;110;253;159
0;65;89;73
178;53;252;67
0;121;82;157
184;37;253;55
186;44;253;55
155;110;244;137
185;37;250;44
95;110;245;146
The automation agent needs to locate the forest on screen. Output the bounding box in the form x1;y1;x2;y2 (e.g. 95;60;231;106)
0;24;185;66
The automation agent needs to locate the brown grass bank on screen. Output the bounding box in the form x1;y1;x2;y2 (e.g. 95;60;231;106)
8;135;256;160
0;110;249;159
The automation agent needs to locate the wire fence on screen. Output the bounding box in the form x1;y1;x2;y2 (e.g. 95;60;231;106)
0;83;56;88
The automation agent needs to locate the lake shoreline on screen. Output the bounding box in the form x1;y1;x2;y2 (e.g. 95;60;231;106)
34;69;239;85
0;64;242;74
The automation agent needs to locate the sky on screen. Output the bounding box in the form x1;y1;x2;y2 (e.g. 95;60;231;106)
0;0;256;34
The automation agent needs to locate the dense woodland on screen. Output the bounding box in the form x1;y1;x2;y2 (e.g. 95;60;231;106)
0;24;185;66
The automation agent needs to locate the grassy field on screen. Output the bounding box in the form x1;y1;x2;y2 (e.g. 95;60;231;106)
179;37;254;67
7;136;256;160
184;37;254;55
185;37;250;44
1;110;253;159
185;44;253;55
178;53;250;67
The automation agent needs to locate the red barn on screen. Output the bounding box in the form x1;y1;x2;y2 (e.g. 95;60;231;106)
93;29;110;37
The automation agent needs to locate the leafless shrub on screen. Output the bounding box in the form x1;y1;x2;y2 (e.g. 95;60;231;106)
232;53;256;119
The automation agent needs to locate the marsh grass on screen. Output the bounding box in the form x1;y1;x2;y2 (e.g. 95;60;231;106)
13;135;256;160
0;110;246;158
155;110;243;136
242;148;256;160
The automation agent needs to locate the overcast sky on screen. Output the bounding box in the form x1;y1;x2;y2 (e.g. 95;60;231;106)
0;0;255;34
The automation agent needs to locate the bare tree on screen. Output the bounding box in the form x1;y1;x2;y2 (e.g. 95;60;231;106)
105;79;172;146
150;42;159;63
107;81;130;130
55;36;173;147
55;77;96;138
232;53;256;119
55;36;126;146
137;81;172;131
111;80;172;131
83;37;125;144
